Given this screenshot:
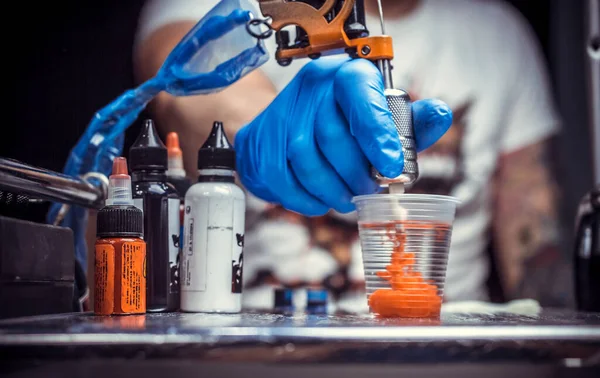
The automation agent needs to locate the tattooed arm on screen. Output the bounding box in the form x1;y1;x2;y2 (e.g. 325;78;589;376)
492;137;574;307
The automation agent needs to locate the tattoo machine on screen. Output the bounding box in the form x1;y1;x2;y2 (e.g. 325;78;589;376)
252;0;418;194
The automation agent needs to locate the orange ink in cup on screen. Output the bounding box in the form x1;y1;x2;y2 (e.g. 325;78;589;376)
364;221;451;318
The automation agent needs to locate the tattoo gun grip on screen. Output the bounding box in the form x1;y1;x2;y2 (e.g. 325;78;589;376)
372;88;419;188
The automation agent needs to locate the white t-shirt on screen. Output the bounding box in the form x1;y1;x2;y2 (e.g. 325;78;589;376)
136;0;560;308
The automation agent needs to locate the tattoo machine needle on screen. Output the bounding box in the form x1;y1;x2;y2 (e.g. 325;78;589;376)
372;0;418;195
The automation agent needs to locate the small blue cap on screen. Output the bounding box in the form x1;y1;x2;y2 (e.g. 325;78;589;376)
306;289;328;304
274;288;293;307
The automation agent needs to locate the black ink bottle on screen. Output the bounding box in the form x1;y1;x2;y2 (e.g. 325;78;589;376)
130;119;180;312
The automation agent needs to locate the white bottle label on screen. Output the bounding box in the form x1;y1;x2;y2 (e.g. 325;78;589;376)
182;195;245;294
168;198;181;294
231;201;244;294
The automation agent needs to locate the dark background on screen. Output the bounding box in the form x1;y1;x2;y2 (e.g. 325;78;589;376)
4;0;594;242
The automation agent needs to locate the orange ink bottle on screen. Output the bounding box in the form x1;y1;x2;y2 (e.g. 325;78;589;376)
94;157;146;315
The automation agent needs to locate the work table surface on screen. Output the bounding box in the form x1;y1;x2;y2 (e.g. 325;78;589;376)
1;310;599;377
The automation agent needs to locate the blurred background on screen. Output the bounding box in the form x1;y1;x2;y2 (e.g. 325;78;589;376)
4;0;593;290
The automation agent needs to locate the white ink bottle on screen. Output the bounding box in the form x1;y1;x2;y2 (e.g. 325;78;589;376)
181;121;245;313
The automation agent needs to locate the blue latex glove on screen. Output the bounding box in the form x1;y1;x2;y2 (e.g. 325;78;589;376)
235;57;453;216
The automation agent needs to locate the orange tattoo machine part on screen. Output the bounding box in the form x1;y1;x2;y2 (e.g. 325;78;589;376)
256;0;393;65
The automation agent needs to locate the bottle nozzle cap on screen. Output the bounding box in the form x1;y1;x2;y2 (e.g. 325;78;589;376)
166;132;185;176
106;157;134;206
167;132;182;158
129;119;168;172
197;121;235;171
111;157;129;177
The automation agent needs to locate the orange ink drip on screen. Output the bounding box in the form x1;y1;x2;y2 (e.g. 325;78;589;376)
365;221;450;318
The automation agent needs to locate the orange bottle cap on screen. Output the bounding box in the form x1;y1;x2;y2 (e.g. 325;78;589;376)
166;132;183;159
106;157;133;206
111;157;129;178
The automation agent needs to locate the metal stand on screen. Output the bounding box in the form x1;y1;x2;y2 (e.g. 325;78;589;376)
0;157;105;210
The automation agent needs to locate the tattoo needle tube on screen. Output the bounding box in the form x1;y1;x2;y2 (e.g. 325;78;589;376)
372;0;418;194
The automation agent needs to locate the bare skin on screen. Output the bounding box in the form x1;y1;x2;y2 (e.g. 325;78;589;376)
493;139;573;306
134;22;277;179
364;0;420;17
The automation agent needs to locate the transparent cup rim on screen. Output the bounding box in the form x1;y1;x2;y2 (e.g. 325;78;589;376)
352;193;461;204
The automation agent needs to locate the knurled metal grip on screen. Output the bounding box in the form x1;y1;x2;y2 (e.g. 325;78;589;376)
372;88;419;187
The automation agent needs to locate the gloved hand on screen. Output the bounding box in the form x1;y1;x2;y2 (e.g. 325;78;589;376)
235;56;453;216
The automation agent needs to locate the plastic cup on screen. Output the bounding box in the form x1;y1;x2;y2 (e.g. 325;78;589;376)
352;194;460;318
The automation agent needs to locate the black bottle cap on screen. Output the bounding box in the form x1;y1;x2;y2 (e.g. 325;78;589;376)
97;205;143;238
129;119;167;172
198;121;236;170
